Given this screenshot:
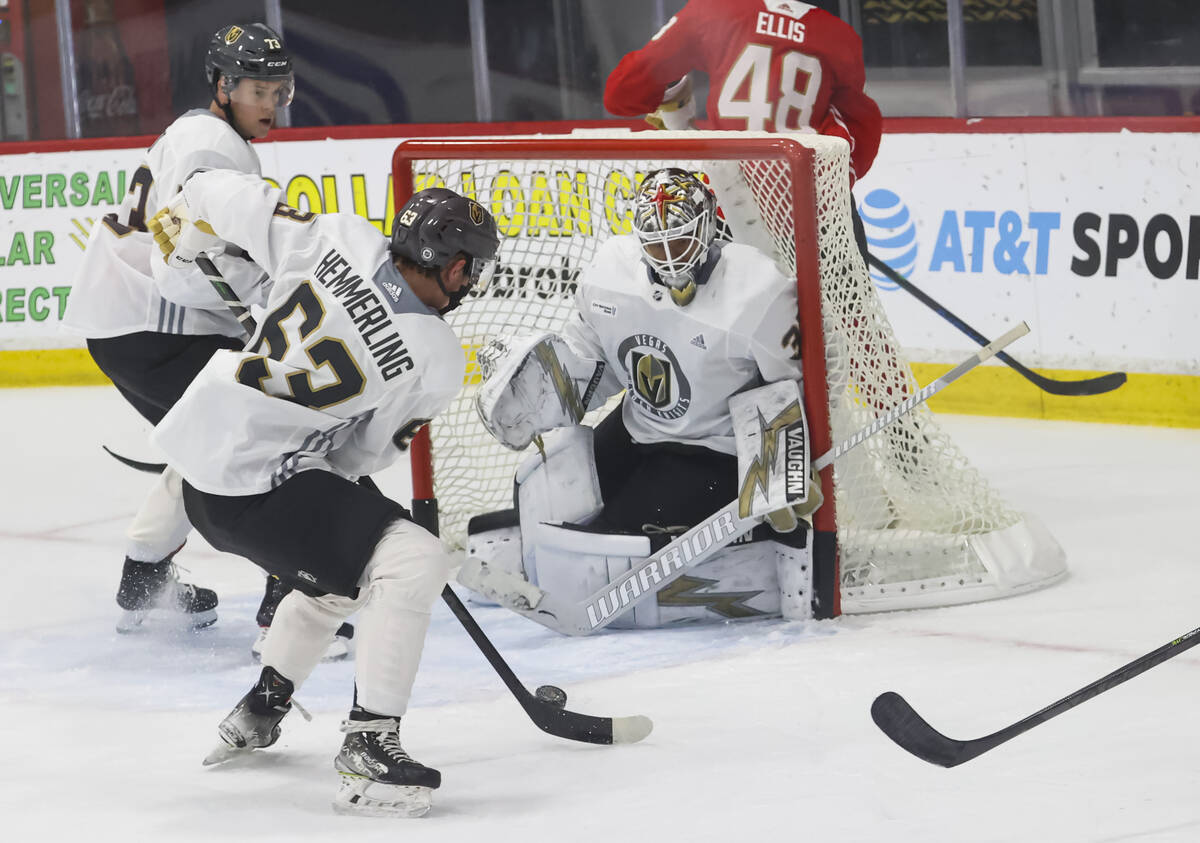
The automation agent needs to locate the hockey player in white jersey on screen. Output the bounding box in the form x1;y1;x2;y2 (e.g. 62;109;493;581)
147;171;499;817
464;168;821;629
61;23;302;637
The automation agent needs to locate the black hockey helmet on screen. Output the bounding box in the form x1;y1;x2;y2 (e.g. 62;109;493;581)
391;188;500;306
205;23;294;107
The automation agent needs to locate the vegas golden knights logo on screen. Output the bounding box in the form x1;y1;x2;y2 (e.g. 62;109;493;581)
633;352;672;408
469;201;485;225
224;26;244;45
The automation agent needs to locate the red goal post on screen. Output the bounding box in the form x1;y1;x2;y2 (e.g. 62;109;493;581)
391;131;1066;620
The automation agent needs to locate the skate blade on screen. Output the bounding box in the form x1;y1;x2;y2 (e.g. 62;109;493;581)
115;610;147;634
202;741;245;766
117;608;217;635
333;775;433;818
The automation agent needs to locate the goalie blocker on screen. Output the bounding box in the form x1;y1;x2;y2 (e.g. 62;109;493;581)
461;378;820;628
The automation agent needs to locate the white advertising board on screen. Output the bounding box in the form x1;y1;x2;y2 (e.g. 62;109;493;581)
1;131;1196;375
854;132;1200;374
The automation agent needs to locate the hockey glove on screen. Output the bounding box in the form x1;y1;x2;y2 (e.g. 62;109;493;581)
475;332;603;451
645;75;696;131
765;468;824;533
147;191;222;270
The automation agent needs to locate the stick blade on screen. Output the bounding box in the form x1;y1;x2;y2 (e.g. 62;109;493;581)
1033;369;1126;397
522;695;653;746
870;692;975;768
611;714;654;745
102;445;167;474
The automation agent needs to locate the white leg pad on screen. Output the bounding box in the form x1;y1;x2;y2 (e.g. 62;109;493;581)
125;467;193;562
531;526;810;628
773;538;814;621
467;523;522;577
516;425;602;585
263;518;454;715
532;523;653;627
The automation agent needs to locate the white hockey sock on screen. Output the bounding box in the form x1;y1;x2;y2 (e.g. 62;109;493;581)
261;588;358;688
353;520;455;716
125;467;193;562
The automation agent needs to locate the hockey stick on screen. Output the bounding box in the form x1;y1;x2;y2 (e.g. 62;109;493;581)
192;253;650;746
102;445;166;474
464;322;1031;636
866;253;1126;397
871;625;1200;767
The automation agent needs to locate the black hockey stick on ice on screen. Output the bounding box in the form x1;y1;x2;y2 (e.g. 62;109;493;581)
463;323;1031;636
102;445;166;473
866;252;1126;397
191;253;650;746
439;584;651;744
871;625;1200;767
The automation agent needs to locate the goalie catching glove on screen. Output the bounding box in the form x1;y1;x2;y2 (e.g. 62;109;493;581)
475;332;606;451
146;188;223;270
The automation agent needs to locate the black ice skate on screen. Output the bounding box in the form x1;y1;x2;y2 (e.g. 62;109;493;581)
115;555;218;633
250;575;355;662
333;713;441;818
203;666;310;766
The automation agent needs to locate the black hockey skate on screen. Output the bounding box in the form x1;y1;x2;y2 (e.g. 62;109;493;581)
333;712;440;818
115;554;218;634
250;574;355;662
203;666;310;766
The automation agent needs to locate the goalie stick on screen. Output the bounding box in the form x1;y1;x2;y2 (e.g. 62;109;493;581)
866;253;1126;397
191;253;651;747
464;323;1031;636
871;625;1200;768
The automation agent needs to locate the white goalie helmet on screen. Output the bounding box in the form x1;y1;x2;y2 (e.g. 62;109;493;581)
632;168;717;306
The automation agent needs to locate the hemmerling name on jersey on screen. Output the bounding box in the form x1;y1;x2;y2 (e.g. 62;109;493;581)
313;248;414;381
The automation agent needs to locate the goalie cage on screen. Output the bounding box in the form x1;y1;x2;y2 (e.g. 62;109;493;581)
392;131;1067;617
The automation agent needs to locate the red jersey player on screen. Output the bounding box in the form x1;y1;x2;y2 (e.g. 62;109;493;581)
605;0;882;184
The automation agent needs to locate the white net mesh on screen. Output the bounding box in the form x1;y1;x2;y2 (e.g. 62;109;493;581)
399;132;1065;613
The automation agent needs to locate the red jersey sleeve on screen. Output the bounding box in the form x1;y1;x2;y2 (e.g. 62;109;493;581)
604;4;706;116
813;26;882;183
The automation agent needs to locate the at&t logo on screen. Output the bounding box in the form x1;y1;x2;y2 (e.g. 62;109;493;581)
858;189;917;291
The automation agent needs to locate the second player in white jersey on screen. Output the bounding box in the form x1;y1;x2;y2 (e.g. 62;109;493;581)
60;23;294;637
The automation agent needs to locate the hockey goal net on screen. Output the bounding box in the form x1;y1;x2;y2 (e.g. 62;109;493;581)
393;131;1066;617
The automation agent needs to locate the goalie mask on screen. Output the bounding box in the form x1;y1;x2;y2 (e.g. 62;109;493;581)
390;187;501;314
632;168;717;306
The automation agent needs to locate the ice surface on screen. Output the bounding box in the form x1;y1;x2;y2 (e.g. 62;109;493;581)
2;385;1198;841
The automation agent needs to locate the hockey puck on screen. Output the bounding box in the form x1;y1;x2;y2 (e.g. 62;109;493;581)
535;684;568;708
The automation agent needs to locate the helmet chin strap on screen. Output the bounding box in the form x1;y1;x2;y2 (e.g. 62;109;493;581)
433;265;470;315
213;78;255;141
